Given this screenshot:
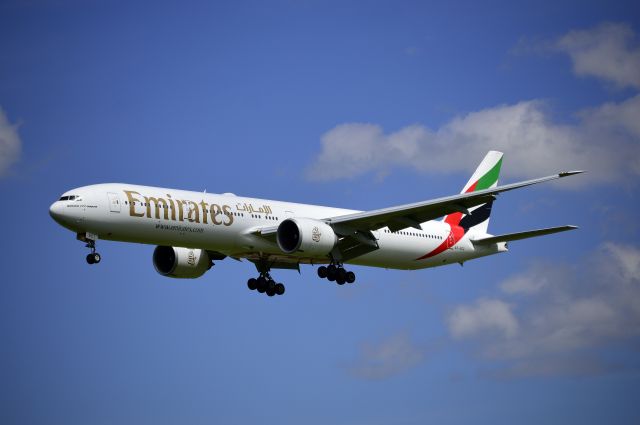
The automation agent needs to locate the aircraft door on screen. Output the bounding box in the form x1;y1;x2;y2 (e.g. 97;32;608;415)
107;192;121;213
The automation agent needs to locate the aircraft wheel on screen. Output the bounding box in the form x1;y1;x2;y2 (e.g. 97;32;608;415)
266;287;276;297
336;268;347;285
275;283;285;296
346;271;356;284
86;254;95;264
257;276;267;293
317;266;328;279
93;253;101;263
327;267;336;281
247;278;257;290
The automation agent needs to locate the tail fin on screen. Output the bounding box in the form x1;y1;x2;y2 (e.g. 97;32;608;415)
444;151;503;236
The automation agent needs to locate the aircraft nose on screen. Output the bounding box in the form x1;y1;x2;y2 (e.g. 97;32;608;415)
49;201;64;223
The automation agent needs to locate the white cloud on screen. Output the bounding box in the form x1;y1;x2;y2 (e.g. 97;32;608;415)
448;298;519;339
307;23;640;187
500;274;549;295
500;259;571;295
557;22;640;89
347;331;426;380
306;96;640;185
0;106;22;177
447;242;640;377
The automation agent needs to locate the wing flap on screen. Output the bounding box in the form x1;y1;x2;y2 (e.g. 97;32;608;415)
472;225;578;245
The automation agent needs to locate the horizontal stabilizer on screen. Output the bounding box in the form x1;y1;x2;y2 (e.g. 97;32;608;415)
472;225;578;245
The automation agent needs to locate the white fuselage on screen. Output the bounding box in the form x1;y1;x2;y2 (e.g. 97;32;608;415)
49;183;505;270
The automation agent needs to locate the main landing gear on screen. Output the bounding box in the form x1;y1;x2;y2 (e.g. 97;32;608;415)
247;272;285;297
85;238;101;265
317;263;356;285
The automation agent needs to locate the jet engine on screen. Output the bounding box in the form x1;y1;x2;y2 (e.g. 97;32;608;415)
153;246;212;278
277;218;338;256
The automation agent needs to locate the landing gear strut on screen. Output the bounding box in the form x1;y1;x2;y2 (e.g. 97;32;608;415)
84;237;101;265
317;263;355;285
247;271;285;297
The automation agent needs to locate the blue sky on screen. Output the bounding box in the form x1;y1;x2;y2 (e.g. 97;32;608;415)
1;1;639;424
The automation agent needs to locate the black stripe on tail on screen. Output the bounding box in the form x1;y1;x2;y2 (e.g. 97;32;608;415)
459;201;493;233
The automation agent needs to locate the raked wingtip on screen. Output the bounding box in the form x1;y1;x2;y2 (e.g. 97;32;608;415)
559;170;585;177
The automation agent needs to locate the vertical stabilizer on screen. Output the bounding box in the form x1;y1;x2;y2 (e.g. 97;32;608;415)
444;151;503;236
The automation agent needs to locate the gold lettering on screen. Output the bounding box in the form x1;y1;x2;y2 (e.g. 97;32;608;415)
123;190;145;217
166;194;176;221
199;200;209;224
187;201;200;223
222;205;234;226
210;204;222;225
144;196;169;220
177;200;187;221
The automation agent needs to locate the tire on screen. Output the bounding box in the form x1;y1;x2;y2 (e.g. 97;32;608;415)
346;271;356;284
275;283;285;295
86;254;95;264
266;288;276;297
317;266;328;279
247;278;257;290
327;267;336;282
257;277;267;293
93;253;101;264
336;276;346;285
327;264;337;274
267;279;276;291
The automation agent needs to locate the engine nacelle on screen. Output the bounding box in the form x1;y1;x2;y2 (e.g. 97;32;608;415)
153;246;212;279
277;218;338;256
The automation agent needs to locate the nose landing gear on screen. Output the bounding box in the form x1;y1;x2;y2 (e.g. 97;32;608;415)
81;233;101;264
86;251;101;264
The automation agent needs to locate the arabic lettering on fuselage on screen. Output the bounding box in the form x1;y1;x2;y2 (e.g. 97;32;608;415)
235;202;273;215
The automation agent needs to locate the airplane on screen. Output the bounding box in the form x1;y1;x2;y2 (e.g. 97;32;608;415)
49;151;582;297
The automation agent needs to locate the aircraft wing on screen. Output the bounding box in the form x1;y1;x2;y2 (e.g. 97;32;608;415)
255;171;582;240
471;225;578;245
323;171;582;233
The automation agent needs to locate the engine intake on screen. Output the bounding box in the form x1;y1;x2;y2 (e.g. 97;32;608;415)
153;246;212;278
277;218;337;257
